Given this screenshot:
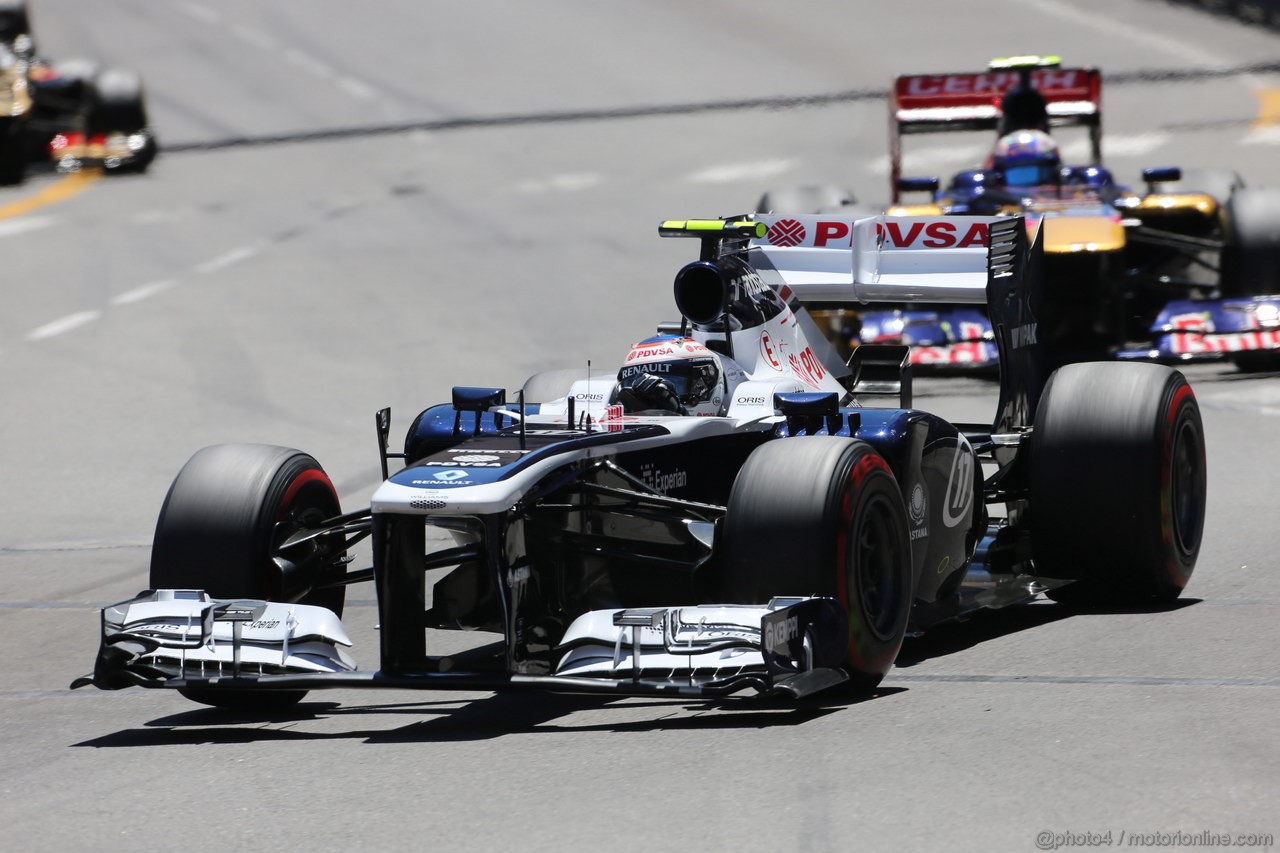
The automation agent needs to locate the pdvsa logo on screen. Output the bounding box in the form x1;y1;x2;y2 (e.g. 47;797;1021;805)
627;345;675;362
877;220;989;249
768;219;806;248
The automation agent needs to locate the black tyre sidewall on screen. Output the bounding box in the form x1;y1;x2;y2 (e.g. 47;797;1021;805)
1031;363;1205;603
0;123;27;185
150;444;342;610
1220;188;1280;298
149;444;343;710
724;438;912;687
835;449;913;684
88;68;149;134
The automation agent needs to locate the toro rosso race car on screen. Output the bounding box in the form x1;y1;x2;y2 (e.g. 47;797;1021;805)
889;56;1280;370
0;1;157;183
760;56;1280;371
73;214;1207;710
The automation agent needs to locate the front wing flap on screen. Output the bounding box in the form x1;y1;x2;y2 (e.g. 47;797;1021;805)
71;589;356;691
553;597;850;699
73;593;850;700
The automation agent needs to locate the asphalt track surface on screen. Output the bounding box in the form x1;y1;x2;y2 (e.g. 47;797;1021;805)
2;2;1279;851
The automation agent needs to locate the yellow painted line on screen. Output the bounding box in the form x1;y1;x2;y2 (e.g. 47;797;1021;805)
1252;89;1280;129
0;168;102;220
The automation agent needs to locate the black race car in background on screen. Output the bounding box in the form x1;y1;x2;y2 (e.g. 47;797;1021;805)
74;213;1206;710
0;0;157;184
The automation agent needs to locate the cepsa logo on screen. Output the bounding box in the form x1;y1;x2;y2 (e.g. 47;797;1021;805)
901;70;1084;97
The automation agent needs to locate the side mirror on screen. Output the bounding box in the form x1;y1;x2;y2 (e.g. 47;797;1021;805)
896;176;940;195
1142;167;1181;187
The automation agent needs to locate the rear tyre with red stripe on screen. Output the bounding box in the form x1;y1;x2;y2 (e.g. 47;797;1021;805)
723;437;912;692
150;444;345;708
1030;363;1206;604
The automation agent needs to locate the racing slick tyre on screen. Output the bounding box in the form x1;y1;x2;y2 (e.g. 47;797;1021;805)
88;68;156;172
723;437;912;692
1219;188;1280;300
755;184;856;215
1229;350;1280;373
1030;363;1206;605
0;122;27;185
150;444;346;709
0;1;32;45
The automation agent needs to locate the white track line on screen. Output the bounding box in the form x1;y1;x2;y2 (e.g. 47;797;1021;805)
1242;126;1280;146
338;78;377;101
110;279;178;306
1022;0;1237;69
231;24;278;52
25;310;101;342
283;49;334;79
23;246;260;342
687;159;796;184
0;216;55;238
178;2;220;24
194;245;258;275
515;173;603;193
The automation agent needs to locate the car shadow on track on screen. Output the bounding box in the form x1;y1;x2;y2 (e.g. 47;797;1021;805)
70;686;909;747
69;599;1198;747
894;597;1200;668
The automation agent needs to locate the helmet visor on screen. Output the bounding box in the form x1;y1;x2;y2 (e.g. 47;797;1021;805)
618;358;720;405
1003;164;1058;187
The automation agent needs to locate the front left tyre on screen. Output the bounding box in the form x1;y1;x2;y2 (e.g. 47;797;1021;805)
723;437;912;692
150;444;346;708
88;68;157;172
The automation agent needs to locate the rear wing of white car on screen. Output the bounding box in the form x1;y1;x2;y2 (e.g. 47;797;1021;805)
890;61;1102;201
660;214;1053;432
749;213;997;305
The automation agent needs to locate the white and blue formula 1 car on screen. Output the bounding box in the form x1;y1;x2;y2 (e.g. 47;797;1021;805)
74;214;1207;709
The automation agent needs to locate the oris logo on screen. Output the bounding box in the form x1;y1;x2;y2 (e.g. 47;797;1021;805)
768;218;806;248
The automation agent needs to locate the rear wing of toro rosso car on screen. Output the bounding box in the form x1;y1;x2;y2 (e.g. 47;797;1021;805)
76;215;1051;702
890;58;1102;201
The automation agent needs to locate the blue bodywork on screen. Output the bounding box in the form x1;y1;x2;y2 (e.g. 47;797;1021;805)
1117;295;1280;361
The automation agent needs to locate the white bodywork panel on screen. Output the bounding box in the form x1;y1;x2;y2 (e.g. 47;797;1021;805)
751;214;999;304
554;603;787;679
107;591;356;674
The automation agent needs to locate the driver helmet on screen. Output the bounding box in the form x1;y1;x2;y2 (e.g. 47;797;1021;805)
612;335;729;416
988;129;1061;188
